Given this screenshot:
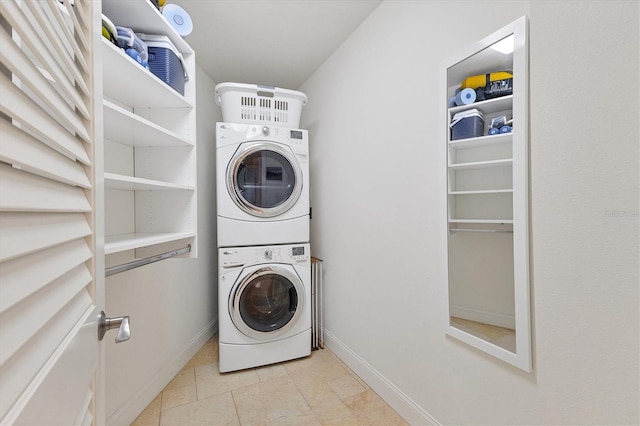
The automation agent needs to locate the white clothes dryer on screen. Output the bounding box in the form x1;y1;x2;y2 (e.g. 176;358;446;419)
218;243;311;372
216;122;309;247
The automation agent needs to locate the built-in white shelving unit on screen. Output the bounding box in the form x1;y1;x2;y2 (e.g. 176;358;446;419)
447;95;514;224
442;16;531;372
102;0;197;258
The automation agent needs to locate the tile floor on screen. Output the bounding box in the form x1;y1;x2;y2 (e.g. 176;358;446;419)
131;335;408;425
450;317;516;352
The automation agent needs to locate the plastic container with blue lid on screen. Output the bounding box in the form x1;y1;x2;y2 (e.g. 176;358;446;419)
138;33;188;96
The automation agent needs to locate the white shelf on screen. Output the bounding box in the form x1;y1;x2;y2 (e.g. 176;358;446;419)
449;189;513;195
103;101;194;147
448;158;512;170
448;219;514;224
105;173;194;191
449;133;511;149
105;232;196;255
449;94;513;116
102;39;192;109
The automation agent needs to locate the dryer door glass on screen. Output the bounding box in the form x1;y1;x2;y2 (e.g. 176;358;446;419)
229;143;302;217
239;273;298;333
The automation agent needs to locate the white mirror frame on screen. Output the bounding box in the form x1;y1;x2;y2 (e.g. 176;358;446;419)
441;16;531;372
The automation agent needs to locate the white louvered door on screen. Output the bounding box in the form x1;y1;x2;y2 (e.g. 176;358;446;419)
0;0;104;424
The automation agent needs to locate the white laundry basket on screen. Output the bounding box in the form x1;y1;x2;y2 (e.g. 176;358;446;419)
215;82;308;129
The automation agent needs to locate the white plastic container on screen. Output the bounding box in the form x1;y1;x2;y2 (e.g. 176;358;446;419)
215;82;308;129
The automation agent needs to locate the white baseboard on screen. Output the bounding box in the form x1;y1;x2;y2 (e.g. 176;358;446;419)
107;318;217;426
323;330;440;426
450;305;515;329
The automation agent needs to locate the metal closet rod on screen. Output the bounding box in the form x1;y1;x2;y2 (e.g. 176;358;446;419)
105;245;192;277
449;228;513;233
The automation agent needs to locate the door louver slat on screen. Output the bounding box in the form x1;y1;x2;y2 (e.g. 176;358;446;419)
0;119;91;188
0;164;92;212
0;239;92;315
0;212;92;262
0;72;91;163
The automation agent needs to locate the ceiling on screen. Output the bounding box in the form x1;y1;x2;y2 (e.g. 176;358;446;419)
172;0;382;89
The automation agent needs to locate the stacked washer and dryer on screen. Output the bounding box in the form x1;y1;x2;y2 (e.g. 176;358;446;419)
215;83;311;373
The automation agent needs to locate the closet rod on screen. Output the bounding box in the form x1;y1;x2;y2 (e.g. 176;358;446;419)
449;228;513;234
105;245;191;277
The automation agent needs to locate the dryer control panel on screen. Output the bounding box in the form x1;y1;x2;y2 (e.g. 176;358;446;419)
219;243;310;269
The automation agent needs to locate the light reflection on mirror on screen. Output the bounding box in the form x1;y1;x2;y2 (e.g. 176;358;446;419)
490;34;515;54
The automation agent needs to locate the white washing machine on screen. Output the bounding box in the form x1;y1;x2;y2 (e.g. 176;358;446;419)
218;243;311;372
216;122;309;247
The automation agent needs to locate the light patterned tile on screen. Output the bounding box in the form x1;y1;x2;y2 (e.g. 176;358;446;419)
343;389;408;426
196;363;261;400
163;367;195;392
194;363;218;378
295;376;359;425
232;374;320;425
131;393;161;426
194;363;218;379
288;361;335;401
284;348;350;383
184;337;219;369
160;391;239;426
323;349;371;392
161;383;197;410
136;344;409;426
256;364;288;382
328;375;366;400
350;371;371;392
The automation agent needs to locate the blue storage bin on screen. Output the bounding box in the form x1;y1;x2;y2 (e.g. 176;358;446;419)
450;108;484;140
138;34;187;96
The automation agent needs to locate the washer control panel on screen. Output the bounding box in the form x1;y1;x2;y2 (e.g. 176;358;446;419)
217;123;308;149
252;245;308;263
220;244;309;269
249;125;280;138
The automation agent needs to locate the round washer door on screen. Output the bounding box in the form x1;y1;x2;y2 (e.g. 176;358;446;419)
227;142;302;217
229;265;305;340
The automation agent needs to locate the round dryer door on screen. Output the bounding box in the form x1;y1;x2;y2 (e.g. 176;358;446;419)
229;265;305;340
227;142;302;217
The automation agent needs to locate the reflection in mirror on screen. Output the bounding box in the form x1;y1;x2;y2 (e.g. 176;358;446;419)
443;16;530;371
448;229;516;353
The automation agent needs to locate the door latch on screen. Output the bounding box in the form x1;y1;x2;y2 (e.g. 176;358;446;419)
98;311;130;343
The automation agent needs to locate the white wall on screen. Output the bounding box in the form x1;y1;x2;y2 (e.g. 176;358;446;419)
300;0;639;424
105;65;219;424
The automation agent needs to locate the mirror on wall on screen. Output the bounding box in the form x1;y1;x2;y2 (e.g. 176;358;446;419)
442;16;531;372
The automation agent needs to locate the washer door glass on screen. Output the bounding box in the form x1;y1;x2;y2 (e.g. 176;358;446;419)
228;143;302;217
231;267;303;339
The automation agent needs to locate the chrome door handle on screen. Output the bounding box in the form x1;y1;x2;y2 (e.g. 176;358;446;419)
98;310;131;343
